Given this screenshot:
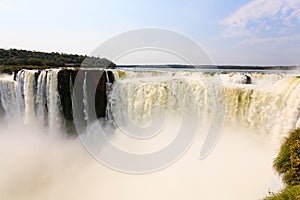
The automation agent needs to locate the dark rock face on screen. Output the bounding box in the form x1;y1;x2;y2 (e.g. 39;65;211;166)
57;69;114;135
0;68;114;135
57;70;77;134
245;75;251;84
229;74;252;84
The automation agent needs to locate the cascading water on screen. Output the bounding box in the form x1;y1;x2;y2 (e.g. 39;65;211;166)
46;69;63;133
36;70;48;126
0;75;17;120
1;68;298;200
105;70;118;122
83;72;89;123
23;70;37;125
1;68;299;139
0;69;63;132
15;70;25;117
107;70;300;139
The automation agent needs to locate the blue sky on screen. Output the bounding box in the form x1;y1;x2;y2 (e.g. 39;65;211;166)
1;0;300;65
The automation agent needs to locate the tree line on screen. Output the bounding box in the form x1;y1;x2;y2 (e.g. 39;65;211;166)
0;48;115;68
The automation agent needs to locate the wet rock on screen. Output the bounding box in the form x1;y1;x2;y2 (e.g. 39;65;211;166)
229;74;252;84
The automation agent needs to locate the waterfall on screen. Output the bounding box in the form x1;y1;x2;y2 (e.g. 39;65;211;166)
0;68;291;200
105;70;117;122
107;70;300;138
0;69;63;132
23;70;37;125
36;70;48;126
83;72;89;123
46;69;63;133
15;70;25;117
1;68;300;138
0;76;17;120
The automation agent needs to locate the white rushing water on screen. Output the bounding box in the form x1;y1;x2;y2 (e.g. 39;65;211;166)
46;69;63;133
0;74;17;120
0;69;63;131
83;71;89;123
1;68;300;200
15;70;25;117
36;70;48;126
2;68;296;136
23;70;37;125
108;70;300;139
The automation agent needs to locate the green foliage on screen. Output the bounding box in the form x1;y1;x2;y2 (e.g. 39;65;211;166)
265;185;300;200
274;129;300;186
0;48;87;67
265;129;300;199
0;48;116;69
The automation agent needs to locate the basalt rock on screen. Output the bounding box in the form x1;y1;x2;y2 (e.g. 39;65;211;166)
57;69;115;135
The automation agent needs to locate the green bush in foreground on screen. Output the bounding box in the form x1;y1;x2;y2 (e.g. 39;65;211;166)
265;129;300;199
274;129;300;186
265;185;300;200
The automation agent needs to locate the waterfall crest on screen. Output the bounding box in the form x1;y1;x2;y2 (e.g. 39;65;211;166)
0;69;63;133
107;70;299;138
1;68;300;138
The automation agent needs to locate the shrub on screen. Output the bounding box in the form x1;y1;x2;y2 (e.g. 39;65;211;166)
265;129;300;199
265;185;300;200
274;129;300;186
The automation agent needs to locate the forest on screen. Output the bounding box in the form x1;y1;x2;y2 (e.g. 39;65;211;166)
0;48;115;69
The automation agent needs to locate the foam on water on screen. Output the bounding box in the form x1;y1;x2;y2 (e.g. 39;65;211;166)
1;69;299;199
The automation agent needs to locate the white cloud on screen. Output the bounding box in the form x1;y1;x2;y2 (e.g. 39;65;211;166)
237;34;300;46
222;0;300;38
0;2;13;10
0;1;23;12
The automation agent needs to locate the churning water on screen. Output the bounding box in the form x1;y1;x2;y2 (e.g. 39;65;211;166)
1;68;298;199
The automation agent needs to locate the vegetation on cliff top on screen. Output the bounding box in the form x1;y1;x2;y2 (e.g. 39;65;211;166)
265;129;300;200
0;48;115;69
0;48;85;67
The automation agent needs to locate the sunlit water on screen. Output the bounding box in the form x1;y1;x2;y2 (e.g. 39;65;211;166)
1;68;299;199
